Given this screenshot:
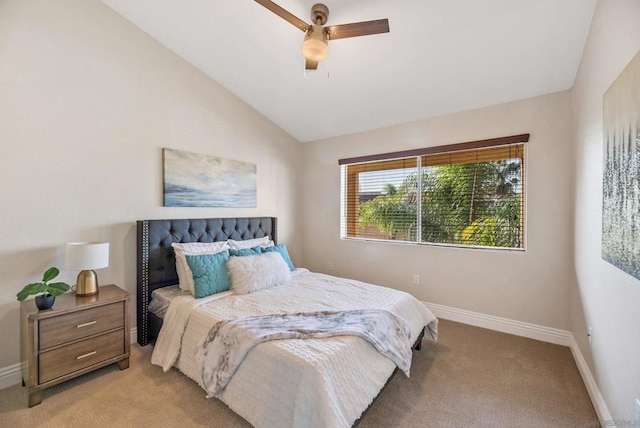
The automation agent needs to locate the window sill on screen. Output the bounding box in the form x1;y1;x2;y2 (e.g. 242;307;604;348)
341;236;526;253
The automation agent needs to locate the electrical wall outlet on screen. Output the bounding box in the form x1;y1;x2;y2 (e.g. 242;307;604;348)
413;274;420;285
328;262;334;271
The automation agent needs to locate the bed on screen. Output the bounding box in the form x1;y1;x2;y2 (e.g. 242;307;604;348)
137;217;437;427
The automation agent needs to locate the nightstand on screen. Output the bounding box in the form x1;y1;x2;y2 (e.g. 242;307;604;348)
20;284;130;407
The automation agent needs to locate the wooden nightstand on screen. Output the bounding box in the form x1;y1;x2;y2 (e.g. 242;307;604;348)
20;284;130;407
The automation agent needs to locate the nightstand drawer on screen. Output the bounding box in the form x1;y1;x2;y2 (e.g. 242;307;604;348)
39;329;125;383
39;302;124;349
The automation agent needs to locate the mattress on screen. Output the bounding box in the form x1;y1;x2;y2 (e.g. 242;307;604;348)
152;269;438;428
148;284;188;318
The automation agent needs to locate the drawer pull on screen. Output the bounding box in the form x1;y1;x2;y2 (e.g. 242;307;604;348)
76;321;97;328
76;351;97;360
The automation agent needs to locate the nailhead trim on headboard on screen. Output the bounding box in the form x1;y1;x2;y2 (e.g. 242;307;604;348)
140;220;150;346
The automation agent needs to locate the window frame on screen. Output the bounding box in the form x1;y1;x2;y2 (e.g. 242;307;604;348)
339;134;529;251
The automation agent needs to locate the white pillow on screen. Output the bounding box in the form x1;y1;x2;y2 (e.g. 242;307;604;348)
227;236;273;250
227;252;291;294
172;242;229;294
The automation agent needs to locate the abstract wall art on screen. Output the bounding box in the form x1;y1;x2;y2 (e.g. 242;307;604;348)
602;49;640;280
163;148;257;208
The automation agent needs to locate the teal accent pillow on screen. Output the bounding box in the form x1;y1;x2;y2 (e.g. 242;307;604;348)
261;244;295;271
229;246;263;257
185;250;230;298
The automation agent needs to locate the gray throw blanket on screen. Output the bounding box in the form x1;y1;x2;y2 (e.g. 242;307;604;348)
196;309;413;397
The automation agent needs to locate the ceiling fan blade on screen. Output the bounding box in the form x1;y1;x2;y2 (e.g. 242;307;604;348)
305;59;318;70
255;0;310;32
326;19;389;40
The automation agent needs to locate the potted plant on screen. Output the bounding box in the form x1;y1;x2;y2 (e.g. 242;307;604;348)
16;267;71;310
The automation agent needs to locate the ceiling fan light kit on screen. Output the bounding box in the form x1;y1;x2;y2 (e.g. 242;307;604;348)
255;0;389;70
302;26;328;61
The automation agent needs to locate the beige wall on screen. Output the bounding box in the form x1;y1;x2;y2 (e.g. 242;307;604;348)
572;0;640;421
0;0;302;368
302;91;575;330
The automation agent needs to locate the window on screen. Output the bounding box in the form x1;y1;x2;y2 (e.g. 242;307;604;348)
340;134;528;250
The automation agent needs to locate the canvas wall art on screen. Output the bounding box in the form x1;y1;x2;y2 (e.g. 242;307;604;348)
163;148;257;208
602;49;640;280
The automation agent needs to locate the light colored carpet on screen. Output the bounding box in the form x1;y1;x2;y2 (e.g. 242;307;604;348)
0;320;598;427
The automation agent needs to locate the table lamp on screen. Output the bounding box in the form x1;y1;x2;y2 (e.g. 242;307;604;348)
66;242;109;296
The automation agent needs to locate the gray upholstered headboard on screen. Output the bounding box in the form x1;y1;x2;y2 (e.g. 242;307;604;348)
136;217;277;346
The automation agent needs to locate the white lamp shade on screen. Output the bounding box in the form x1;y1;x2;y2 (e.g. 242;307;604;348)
66;242;109;270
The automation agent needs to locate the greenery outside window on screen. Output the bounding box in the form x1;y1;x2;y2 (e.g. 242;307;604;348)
339;134;528;250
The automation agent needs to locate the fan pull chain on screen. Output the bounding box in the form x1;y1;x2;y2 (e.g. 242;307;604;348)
326;55;330;79
325;32;330;79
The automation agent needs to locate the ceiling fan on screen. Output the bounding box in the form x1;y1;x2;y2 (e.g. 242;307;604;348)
255;1;390;70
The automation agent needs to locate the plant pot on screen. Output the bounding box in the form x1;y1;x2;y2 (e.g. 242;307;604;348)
35;294;55;310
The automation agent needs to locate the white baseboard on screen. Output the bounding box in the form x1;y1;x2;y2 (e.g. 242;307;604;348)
0;327;139;390
423;301;571;345
423;301;612;425
568;334;613;424
0;362;22;390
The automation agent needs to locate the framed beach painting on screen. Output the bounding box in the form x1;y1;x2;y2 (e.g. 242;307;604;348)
602;49;640;280
163;148;257;208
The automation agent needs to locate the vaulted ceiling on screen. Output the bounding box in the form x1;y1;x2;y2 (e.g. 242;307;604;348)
102;0;597;142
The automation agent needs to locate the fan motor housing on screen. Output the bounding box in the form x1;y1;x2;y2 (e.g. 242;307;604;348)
311;3;329;25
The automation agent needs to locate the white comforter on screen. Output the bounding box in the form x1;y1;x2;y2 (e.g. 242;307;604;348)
151;269;438;428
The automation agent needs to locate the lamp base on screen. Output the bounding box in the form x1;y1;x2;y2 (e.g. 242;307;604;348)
76;270;99;296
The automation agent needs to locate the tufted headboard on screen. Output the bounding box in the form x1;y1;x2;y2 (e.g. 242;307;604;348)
136;217;277;346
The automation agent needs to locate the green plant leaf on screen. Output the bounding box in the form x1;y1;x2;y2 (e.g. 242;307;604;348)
16;267;69;302
42;267;59;283
16;283;43;301
47;282;71;296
